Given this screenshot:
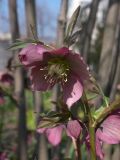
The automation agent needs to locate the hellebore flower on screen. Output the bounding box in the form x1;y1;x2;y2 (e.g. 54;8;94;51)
0;71;13;86
84;110;120;160
37;120;82;146
0;152;7;160
19;44;89;107
95;109;120;159
0;71;14;105
0;91;5;105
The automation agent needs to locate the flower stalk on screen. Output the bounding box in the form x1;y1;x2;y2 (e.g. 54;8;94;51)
72;138;81;160
81;92;97;160
89;124;96;160
93;97;120;128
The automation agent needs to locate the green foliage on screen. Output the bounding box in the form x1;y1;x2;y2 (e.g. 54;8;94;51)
27;109;36;131
64;6;81;46
8;39;38;50
8;38;55;51
38;109;70;129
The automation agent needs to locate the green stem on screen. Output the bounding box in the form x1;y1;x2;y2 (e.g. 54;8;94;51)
93;97;120;127
81;92;97;160
89;124;96;160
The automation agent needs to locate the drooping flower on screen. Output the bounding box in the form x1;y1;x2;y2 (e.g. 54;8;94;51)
0;152;8;160
0;91;5;105
0;71;13;86
18;44;49;67
0;71;14;105
95;109;120;159
19;44;89;107
84;110;120;160
37;120;82;146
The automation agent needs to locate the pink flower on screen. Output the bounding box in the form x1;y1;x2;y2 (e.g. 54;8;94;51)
0;71;13;105
37;120;82;146
0;152;7;160
0;91;5;105
95;110;120;159
84;110;120;160
19;44;48;67
19;44;89;107
0;71;13;86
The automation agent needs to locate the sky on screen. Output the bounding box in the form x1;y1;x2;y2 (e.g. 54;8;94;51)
0;0;108;41
0;0;61;40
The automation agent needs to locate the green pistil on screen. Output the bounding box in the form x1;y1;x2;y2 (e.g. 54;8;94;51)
46;57;70;83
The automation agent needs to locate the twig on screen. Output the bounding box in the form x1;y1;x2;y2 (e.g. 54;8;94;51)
72;138;81;160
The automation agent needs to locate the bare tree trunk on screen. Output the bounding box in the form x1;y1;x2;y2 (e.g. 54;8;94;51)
9;0;27;160
80;0;100;62
9;0;19;41
52;1;69;159
52;0;68;110
111;144;120;160
98;1;120;159
98;0;120;93
14;64;27;160
103;144;112;160
25;1;48;160
52;0;68;111
109;9;120;160
56;0;69;47
109;8;120;102
52;0;68;109
25;0;37;37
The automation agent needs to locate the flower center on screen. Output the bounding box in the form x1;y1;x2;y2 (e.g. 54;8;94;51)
44;57;70;84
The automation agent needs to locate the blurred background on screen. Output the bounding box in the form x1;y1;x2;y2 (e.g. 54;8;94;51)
0;0;120;159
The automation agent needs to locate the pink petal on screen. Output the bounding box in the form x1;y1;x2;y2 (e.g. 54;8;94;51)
62;74;83;108
0;96;5;105
49;47;69;56
66;53;89;82
85;133;104;160
46;126;63;146
96;133;104;160
31;66;52;91
97;114;120;144
66;120;81;139
0;72;13;86
19;44;49;66
37;128;46;134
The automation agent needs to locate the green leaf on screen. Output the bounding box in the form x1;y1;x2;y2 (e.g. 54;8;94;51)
65;29;82;46
38;115;64;128
102;96;109;107
92;106;105;119
38;120;57;128
8;43;28;50
8;39;44;50
65;6;81;43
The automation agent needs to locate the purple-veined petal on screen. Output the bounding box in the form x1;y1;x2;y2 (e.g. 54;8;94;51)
97;113;120;144
49;47;69;56
0;71;13;86
0;93;5;105
85;133;104;160
45;126;63;146
66;53;90;82
66;120;81;139
31;66;53;91
96;133;104;160
37;128;46;134
62;74;83;108
19;44;49;66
